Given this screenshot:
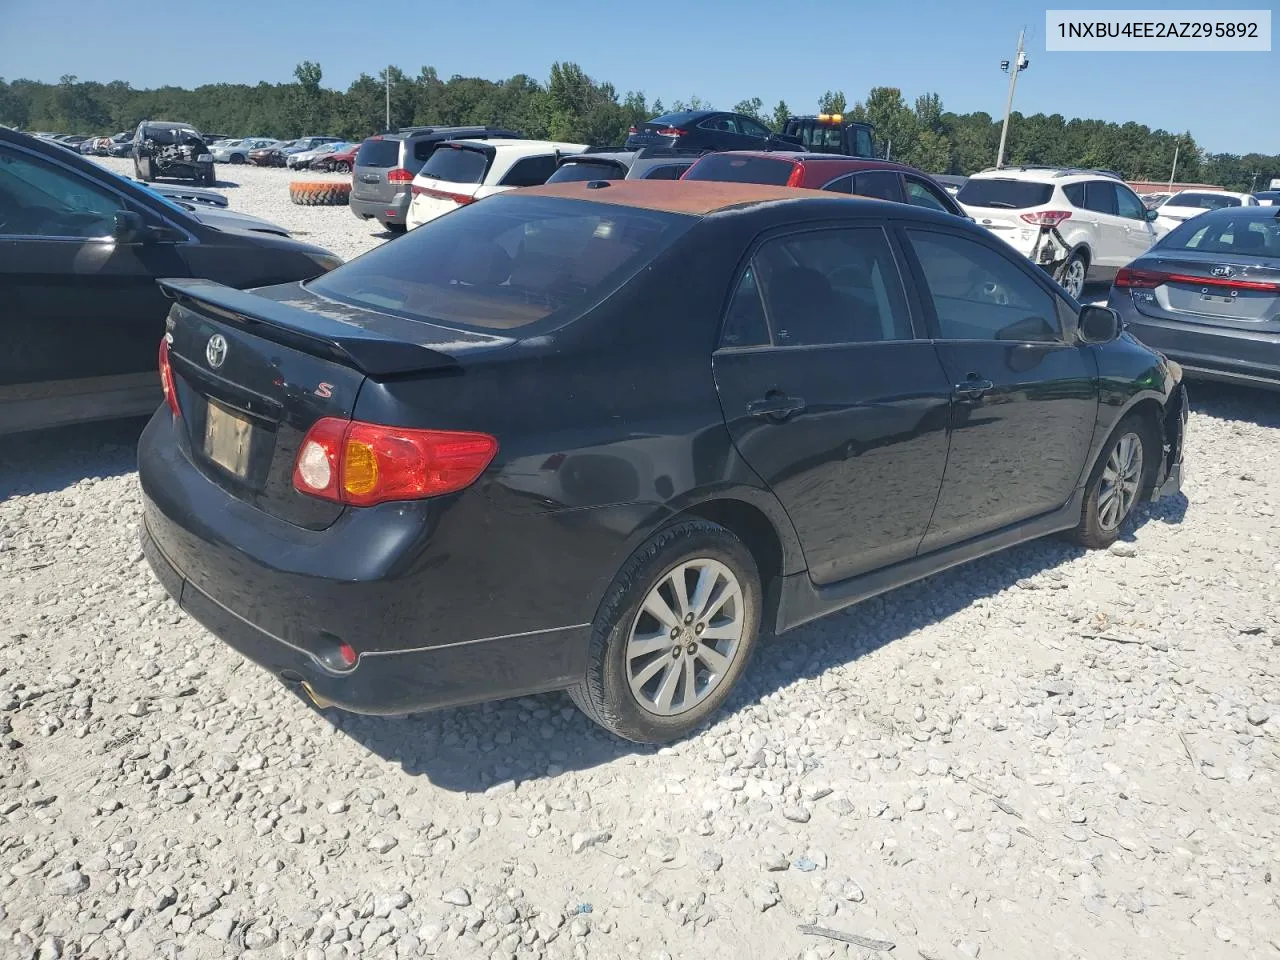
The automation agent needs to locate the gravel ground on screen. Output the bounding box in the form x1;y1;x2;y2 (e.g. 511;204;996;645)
0;163;1274;960
92;157;388;263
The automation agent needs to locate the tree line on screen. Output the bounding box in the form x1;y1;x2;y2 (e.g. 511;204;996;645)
2;63;1276;191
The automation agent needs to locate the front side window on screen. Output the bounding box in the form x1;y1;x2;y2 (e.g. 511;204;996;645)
752;228;912;347
0;146;127;238
905;177;952;213
739;117;772;139
907;229;1062;342
1115;185;1146;220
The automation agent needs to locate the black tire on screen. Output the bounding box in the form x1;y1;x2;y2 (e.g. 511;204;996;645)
386;223;407;234
203;167;216;186
568;519;762;743
229;153;245;165
334;161;351;174
1068;413;1159;549
1054;248;1089;300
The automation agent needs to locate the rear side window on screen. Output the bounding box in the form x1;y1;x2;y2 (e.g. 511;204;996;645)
721;267;770;347
307;195;693;333
853;171;905;203
907;229;1061;341
753;228;912;346
1082;181;1117;215
683;154;796;186
355;139;400;169
698;116;742;134
420;145;493;185
956;178;1054;209
412;139;442;164
499;155;560;187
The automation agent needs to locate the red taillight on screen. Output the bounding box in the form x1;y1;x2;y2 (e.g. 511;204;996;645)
1020;210;1072;227
628;126;638;135
158;338;180;418
1115;267;1280;293
386;168;414;183
292;417;498;507
411;185;476;205
785;165;805;188
655;127;686;137
1114;267;1166;289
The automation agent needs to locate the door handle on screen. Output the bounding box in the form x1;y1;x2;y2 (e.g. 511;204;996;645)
954;376;994;401
748;391;806;421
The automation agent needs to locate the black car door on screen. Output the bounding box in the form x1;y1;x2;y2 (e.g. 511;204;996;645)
712;224;953;585
899;226;1099;552
738;115;778;150
0;141;188;429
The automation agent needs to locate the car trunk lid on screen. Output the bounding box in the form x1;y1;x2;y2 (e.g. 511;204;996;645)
352;137;404;202
1124;253;1280;327
159;278;503;530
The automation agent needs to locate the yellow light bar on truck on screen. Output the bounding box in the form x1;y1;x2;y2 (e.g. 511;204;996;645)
816;114;843;123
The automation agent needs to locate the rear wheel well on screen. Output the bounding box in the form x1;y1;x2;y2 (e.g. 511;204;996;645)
1109;399;1164;494
677;499;784;633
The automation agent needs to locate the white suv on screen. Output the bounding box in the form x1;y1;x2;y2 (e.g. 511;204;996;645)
406;139;589;229
956;168;1160;299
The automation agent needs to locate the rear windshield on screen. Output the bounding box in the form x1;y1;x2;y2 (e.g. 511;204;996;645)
647;112;699;127
956;178;1054;210
307;194;693;332
682;154;796;186
1171;192;1241;209
1161;214;1280;256
420;144;494;185
355;138;400;169
545;159;628;184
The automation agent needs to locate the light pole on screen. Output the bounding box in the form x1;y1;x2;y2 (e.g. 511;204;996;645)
995;30;1029;169
385;67;391;132
1168;140;1180;191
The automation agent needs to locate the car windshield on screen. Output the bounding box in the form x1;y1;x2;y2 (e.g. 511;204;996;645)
957;178;1054;209
682;154;796;186
307;194;693;333
1170;192;1241;209
1161;214;1280;257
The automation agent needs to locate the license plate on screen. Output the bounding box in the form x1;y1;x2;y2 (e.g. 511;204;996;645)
204;400;253;478
197;153;213;162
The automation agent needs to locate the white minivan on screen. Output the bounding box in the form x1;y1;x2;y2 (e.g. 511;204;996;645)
406;139;589;230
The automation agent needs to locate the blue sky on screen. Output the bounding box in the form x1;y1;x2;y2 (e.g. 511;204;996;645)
2;0;1276;153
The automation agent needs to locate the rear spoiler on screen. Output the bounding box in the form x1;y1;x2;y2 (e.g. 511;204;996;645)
158;278;458;377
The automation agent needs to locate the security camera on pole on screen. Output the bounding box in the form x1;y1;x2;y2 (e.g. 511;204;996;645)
995;30;1029;169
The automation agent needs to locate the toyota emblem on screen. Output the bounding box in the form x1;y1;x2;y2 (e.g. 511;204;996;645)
206;334;228;369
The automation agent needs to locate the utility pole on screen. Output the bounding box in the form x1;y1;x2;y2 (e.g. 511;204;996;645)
1168;141;1180;190
995;29;1029;169
385;67;391;132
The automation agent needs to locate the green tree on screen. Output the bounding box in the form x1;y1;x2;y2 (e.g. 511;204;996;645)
732;97;764;122
771;99;791;130
817;90;847;115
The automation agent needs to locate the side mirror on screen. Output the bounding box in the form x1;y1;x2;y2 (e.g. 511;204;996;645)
1078;304;1121;344
1145;207;1160;221
112;210;147;243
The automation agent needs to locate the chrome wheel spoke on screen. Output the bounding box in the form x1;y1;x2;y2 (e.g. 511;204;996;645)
628;631;673;659
653;659;682;712
641;591;680;631
1098;432;1143;531
696;643;732;676
631;655;669;689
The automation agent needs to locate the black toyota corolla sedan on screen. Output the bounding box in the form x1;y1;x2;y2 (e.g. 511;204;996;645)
1108;205;1280;390
138;180;1187;743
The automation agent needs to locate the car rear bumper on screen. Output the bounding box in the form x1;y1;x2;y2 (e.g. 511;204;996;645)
1111;296;1280;387
137;411;591;715
350;194;408;225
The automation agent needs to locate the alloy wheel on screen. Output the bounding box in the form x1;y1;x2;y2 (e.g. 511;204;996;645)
1061;258;1086;299
625;559;744;716
1098;432;1143;531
